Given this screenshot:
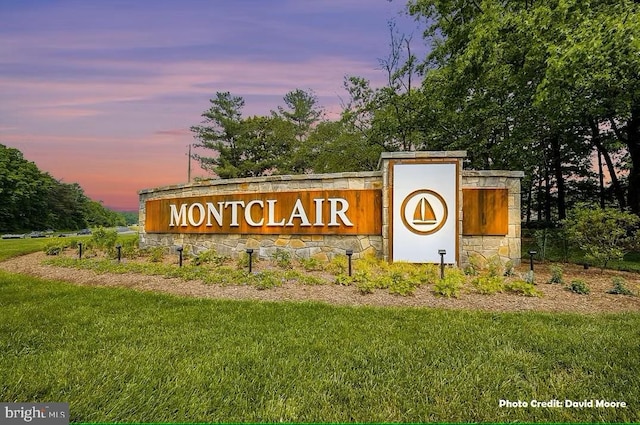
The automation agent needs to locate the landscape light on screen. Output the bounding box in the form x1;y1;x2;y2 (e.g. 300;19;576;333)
528;250;537;271
346;249;353;277
246;248;254;273
438;249;446;279
176;246;183;267
116;244;122;263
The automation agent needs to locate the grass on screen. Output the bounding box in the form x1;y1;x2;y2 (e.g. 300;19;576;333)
2;237;639;423
0;270;639;423
0;237;52;261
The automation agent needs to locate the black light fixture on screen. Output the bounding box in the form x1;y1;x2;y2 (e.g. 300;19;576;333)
116;244;122;263
78;242;83;260
346;249;353;276
528;250;537;271
438;249;447;279
177;246;183;267
246;248;254;273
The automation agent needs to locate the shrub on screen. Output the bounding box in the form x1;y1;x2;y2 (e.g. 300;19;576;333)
486;256;503;277
90;227;118;251
272;249;292;269
236;251;251;269
253;271;284;290
464;253;485;276
607;277;634;296
327;255;348;275
503;260;515;277
547;264;564;284
145;246;165;263
299;257;324;271
385;270;418;296
192;249;228;267
505;280;542;297
568;279;590;295
434;268;466;298
564;205;640;269
44;242;63;256
472;275;505;295
335;273;353;286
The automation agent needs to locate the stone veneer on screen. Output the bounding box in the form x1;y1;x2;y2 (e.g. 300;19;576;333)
139;152;524;266
138;172;384;262
461;170;525;266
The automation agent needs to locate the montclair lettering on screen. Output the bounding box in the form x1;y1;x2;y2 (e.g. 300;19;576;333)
169;197;354;228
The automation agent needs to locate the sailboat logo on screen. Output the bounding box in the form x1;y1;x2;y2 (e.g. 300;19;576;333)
412;196;437;225
400;189;448;235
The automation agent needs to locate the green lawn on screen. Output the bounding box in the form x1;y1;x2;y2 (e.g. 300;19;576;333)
0;237;53;261
0;270;638;423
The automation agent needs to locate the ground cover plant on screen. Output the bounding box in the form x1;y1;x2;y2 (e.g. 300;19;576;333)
0;270;638;423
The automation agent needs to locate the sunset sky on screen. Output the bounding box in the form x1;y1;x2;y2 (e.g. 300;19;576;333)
1;0;425;211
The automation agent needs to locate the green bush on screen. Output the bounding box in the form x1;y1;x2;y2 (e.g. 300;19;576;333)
464;253;485;276
326;255;348;275
547;264;564;284
486;256;503;277
568;279;590;295
505;280;542;297
145;246;165;263
299;257;324;271
472;275;505;295
44;242;64;256
433;268;466;298
192;249;228;267
607;277;634;296
564;205;640;268
90;227;118;251
253;271;284;290
503;260;515;277
272;249;292;269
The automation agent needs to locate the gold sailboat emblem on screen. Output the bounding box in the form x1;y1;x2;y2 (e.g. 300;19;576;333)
413;197;437;224
400;189;448;235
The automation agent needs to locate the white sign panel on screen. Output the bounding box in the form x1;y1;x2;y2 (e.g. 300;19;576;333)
392;163;457;263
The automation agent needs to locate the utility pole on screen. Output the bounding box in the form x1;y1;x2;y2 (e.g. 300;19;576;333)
187;144;192;183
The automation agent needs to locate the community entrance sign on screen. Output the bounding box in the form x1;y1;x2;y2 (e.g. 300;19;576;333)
140;151;523;266
391;162;458;263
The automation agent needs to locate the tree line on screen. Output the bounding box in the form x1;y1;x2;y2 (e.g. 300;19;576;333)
192;0;640;224
0;144;126;232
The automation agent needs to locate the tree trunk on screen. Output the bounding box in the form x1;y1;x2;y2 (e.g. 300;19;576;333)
550;134;566;220
597;148;605;209
544;164;552;223
627;99;640;214
589;118;626;210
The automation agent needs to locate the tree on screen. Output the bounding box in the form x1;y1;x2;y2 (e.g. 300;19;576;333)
191;92;246;177
0;144;123;231
276;89;323;142
407;0;640;219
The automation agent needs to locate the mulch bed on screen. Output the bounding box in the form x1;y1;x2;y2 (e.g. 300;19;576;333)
2;252;640;313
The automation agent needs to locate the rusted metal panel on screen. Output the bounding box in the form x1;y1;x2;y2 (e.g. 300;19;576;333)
145;189;382;235
462;188;508;235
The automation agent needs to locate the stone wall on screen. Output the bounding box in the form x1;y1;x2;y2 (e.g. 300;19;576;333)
139;153;524;266
461;170;524;266
138;172;383;261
